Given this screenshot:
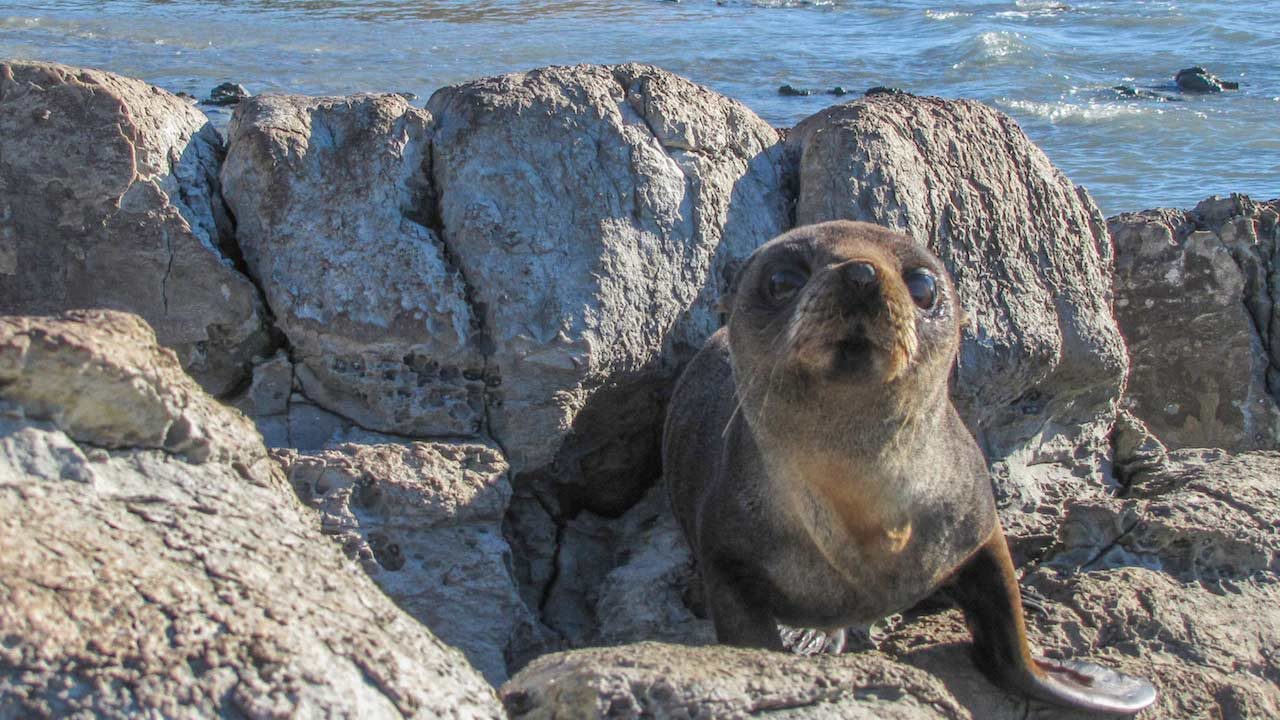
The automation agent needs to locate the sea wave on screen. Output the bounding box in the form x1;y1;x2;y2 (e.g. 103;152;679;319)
924;9;970;20
1000;98;1162;124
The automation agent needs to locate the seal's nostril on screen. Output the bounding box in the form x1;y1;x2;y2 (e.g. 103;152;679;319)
841;261;878;292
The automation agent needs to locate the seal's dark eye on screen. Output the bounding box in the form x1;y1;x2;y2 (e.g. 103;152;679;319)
765;267;808;302
904;269;937;309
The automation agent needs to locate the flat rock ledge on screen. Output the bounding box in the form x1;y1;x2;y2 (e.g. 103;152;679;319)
0;310;502;719
501;642;967;720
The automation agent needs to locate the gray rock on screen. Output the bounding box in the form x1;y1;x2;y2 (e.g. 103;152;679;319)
1110;195;1280;451
221;93;488;438
1110;408;1168;489
517;485;713;649
275;440;552;685
1021;449;1280;718
0;311;262;464
427;63;789;512
785;93;1128;554
205;81;251;106
0;310;502;719
501;642;967;719
0;61;270;396
593;487;712;646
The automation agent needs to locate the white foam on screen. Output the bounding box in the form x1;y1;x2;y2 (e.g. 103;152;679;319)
1000;98;1161;123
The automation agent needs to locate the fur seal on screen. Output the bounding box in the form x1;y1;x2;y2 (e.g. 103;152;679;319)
663;221;1156;714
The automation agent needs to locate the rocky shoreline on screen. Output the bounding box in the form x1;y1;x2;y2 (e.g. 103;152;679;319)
1;60;1277;718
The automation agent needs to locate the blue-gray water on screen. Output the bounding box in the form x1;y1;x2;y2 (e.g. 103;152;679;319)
2;0;1276;215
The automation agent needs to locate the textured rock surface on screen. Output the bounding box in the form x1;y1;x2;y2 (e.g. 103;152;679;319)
427;63;789;512
275;440;550;684
0;311;262;464
222;93;487;437
506;485;713;649
0;310;502;718
1110;194;1280;451
501;643;967;720
592;487;712;646
1022;448;1280;718
0;61;269;395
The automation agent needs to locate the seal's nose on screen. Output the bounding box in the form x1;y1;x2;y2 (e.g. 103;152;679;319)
840;261;879;298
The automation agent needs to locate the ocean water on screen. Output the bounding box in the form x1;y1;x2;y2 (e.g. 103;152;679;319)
1;0;1276;215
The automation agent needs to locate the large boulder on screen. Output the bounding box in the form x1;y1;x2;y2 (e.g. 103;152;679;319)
0;61;270;396
221;93;487;437
0;310;502;718
427;63;790;513
785;94;1129;552
1109;195;1280;451
275;440;551;685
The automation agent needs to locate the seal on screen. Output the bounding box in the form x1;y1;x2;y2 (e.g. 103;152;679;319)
663;220;1156;714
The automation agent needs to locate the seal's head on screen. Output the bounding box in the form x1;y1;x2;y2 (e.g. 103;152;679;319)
726;221;962;447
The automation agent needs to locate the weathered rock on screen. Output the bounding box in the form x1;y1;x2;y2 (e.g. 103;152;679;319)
511;485;713;649
0;61;270;396
0;310;502;718
1019;449;1280;718
785;94;1129;554
275;440;551;685
592;487;712;646
1110;408;1168;489
221;93;488;438
501;642;968;719
205;81;251;106
1110;195;1280;451
0;311;262;464
427;63;789;512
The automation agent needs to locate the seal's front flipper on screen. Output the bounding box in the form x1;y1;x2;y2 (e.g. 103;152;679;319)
944;529;1157;715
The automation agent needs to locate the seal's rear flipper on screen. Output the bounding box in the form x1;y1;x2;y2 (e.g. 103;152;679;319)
944;529;1158;715
1032;657;1157;714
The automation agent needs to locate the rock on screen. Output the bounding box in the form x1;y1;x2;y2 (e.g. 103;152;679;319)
275;440;551;685
1109;195;1280;451
0;311;262;464
1174;67;1239;93
828;86;850;96
778;83;812;96
205;81;251;106
785;93;1128;555
1110;409;1168;489
865;86;908;96
501;642;967;719
592;487;712;646
1021;449;1280;717
221;93;488;437
0;61;270;396
426;63;789;510
515;485;712;649
0;310;502;718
